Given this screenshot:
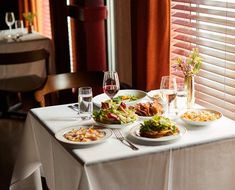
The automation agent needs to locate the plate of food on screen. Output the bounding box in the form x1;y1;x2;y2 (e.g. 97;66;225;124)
180;108;222;126
147;89;163;100
92;89;147;107
55;126;112;145
93;101;138;128
129;100;164;119
129;115;186;143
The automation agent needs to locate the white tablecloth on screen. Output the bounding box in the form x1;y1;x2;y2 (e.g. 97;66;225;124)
0;29;54;79
10;104;235;190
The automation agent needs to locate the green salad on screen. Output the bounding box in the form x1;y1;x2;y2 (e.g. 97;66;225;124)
93;100;138;124
140;115;178;133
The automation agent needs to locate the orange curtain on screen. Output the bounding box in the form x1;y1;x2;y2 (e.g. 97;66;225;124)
131;0;171;91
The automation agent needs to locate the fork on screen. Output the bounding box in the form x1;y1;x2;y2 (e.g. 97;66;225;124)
112;129;139;150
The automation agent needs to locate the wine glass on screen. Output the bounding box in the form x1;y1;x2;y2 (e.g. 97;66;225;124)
103;71;120;99
160;76;177;117
5;12;15;36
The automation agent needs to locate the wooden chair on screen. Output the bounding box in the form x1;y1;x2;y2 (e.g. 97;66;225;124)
0;49;49;118
34;71;104;107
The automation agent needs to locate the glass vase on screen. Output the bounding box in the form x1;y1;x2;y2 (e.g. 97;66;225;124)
184;75;195;109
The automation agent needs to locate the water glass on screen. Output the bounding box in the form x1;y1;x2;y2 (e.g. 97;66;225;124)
78;87;93;119
176;80;187;111
15;20;24;35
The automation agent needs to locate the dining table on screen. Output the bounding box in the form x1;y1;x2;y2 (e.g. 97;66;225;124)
0;29;55;79
9;94;235;190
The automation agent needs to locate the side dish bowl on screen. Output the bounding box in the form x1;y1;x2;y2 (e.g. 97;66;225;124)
180;108;222;126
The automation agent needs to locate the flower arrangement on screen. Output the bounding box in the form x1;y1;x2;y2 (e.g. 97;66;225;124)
23;12;36;26
173;48;202;77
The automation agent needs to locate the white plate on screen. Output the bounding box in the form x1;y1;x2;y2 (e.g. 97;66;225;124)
180;108;222;126
55;126;112;145
129;123;187;143
92;89;147;107
147;89;162;100
95;120;137;129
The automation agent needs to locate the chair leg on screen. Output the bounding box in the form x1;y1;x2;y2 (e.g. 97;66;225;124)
0;93;9;117
0;92;26;120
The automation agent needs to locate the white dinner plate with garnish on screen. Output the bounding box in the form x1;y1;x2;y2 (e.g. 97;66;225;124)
55;126;112;145
92;89;147;107
180;108;222;126
128;123;187;143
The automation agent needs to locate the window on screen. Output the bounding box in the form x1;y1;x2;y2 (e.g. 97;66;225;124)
171;0;235;120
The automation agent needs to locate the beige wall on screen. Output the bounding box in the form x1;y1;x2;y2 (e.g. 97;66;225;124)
114;0;132;87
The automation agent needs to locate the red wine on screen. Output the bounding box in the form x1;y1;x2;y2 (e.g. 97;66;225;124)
103;85;119;98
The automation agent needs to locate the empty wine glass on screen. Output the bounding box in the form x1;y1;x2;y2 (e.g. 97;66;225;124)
160;76;177;117
5;12;15;37
103;71;120;99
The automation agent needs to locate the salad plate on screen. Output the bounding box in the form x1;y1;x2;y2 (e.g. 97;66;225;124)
93;99;139;129
93;89;147;107
129;123;187;143
180;108;222;126
55;126;112;145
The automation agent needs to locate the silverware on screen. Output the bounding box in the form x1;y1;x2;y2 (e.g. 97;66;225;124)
68;104;91;120
68;104;79;112
112;129;139;150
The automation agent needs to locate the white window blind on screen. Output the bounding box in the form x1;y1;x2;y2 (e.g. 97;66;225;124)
171;0;235;120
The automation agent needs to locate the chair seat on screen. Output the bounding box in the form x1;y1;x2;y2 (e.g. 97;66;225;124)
0;75;46;92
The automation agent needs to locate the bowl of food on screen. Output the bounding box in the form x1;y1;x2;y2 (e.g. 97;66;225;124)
93;101;138;128
93;89;147;107
180;108;222;126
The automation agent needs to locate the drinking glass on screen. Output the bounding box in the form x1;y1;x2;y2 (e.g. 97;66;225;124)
103;71;120;99
78;87;93;120
5;12;15;35
176;79;187;111
160;76;177;117
15;20;24;36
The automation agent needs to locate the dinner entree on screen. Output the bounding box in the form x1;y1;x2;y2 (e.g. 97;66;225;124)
63;127;105;142
139;115;179;138
129;100;164;117
93;100;138;124
181;110;221;122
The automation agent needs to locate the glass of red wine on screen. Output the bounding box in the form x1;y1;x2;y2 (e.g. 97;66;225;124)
103;71;120;99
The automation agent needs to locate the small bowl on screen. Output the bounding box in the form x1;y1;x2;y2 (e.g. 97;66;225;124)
180;108;222;126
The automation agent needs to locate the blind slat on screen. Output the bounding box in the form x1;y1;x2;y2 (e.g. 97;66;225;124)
173;28;235;46
172;12;235;28
172;0;235;9
173;34;235;53
172;19;235;36
172;4;235;18
173;43;235;62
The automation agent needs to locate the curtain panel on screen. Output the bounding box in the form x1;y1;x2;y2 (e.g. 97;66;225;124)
131;0;171;91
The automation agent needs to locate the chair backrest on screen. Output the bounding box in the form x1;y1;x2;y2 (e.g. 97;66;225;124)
0;49;49;73
0;49;50;92
0;49;49;65
34;71;104;107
